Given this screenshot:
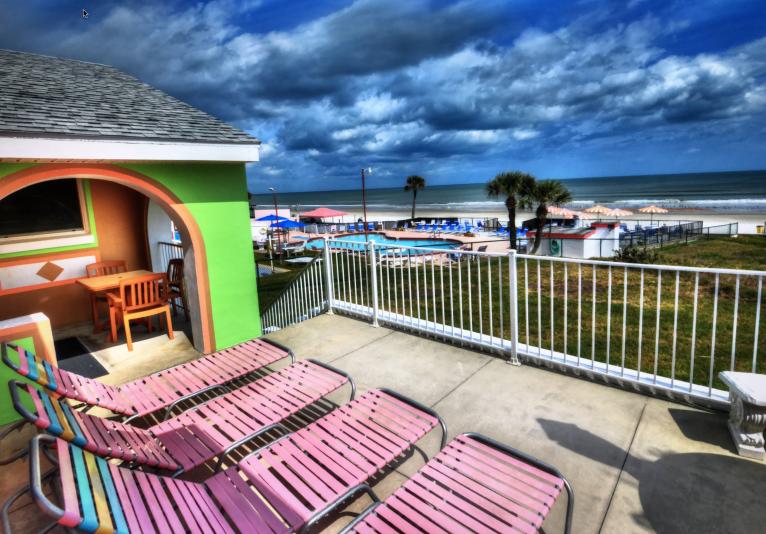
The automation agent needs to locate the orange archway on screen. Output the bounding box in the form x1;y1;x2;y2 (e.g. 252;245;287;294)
0;164;214;352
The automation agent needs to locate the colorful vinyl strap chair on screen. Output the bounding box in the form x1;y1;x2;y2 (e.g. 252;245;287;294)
1;337;294;419
16;389;444;534
10;359;353;474
339;433;574;534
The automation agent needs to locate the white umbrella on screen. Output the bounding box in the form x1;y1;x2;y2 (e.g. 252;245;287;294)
582;204;611;219
607;208;633;218
638;204;669;223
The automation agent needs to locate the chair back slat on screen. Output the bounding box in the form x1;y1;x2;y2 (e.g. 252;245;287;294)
120;273;167;312
86;260;127;278
167;258;184;287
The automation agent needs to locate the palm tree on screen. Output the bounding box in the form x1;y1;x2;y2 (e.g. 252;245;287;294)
486;171;536;249
404;175;426;219
527;180;573;254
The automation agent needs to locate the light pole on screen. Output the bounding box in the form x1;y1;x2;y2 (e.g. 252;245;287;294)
360;167;372;241
269;187;282;259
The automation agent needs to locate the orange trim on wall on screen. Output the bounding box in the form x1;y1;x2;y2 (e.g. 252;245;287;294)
0;277;89;297
0;248;100;268
0;164;214;352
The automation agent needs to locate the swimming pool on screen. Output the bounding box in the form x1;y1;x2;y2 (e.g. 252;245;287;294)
306;233;460;253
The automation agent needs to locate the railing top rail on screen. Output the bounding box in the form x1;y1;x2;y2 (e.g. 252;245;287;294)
158;241;183;247
516;253;766;276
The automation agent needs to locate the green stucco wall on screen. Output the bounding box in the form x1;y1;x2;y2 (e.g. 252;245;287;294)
120;163;262;349
0;162;261;425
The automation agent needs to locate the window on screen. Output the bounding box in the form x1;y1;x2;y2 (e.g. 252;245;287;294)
0;179;88;240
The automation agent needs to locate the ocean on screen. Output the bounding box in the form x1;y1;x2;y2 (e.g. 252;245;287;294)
251;170;766;214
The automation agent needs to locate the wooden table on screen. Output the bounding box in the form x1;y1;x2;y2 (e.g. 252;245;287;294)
78;270;153;331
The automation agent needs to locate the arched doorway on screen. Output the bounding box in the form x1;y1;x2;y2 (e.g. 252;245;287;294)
0;164;214;353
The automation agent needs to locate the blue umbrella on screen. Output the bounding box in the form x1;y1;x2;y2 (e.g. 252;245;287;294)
257;214;288;222
270;220;305;229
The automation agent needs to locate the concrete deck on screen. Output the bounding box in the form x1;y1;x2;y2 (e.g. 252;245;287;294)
266;314;766;533
2;313;764;533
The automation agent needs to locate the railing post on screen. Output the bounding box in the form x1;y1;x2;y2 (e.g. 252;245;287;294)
369;241;380;327
507;249;520;365
323;239;334;315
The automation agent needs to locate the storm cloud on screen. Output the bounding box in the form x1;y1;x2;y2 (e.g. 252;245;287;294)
1;0;765;191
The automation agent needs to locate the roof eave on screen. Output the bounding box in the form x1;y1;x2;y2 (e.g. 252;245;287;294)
0;136;260;163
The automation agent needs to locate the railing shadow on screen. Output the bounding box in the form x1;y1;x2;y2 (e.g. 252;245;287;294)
538;416;766;533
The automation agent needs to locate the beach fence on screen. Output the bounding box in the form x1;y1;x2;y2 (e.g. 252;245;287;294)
261;237;764;407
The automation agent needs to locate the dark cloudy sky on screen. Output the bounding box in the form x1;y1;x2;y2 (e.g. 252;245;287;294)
1;1;765;192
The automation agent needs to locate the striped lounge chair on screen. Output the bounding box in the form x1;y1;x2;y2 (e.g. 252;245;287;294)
9;358;353;475
15;389;444;533
1;338;293;421
337;433;574;533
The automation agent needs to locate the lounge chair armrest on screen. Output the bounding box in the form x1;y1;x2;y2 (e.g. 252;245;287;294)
29;435;65;521
9;380;38;425
1;343;21;372
214;422;291;472
337;502;383;534
306;358;356;400
462;432;575;534
261;337;296;364
158;383;232;421
378;388;447;450
300;484;380;534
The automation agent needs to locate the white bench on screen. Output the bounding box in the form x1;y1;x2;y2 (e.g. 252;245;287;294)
720;371;766;460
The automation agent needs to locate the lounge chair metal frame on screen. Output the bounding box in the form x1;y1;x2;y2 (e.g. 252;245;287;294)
1;337;295;422
333;432;574;534
8;357;356;476
11;388;445;534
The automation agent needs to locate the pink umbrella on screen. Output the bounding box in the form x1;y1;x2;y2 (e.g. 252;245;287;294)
300;207;349;218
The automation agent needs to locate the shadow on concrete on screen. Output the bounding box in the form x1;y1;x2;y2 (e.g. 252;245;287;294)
667;408;737;454
539;418;766;533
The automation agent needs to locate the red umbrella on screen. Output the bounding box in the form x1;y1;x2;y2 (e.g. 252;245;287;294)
300;207;349;218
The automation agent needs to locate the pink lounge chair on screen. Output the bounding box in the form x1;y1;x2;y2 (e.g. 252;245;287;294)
9;359;353;475
15;389;444;533
336;433;574;533
1;338;293;420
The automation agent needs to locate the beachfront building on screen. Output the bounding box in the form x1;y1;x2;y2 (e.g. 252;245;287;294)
530;222;622;258
0;50;262;423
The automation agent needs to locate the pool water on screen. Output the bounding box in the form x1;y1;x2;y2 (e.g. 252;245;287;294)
306;233;460;253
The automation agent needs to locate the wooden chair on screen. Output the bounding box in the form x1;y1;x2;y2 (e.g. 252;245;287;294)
85;260;127;332
165;258;189;320
108;273;173;351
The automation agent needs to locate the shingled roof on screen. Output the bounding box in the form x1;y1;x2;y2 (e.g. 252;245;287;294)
0;49;259;145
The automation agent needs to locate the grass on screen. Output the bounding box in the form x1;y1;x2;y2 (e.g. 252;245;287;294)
325;240;765;392
654;235;766;270
255;252;320;312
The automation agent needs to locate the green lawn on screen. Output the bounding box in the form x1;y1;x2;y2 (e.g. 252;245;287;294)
655;235;766;270
258;237;765;392
256;252;320;312
327;244;764;392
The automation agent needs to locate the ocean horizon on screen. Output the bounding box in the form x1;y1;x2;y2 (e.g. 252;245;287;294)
251;170;766;214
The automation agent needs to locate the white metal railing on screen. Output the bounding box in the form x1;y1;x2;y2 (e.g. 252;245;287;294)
261;256;326;332
157;241;184;268
263;237;764;406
